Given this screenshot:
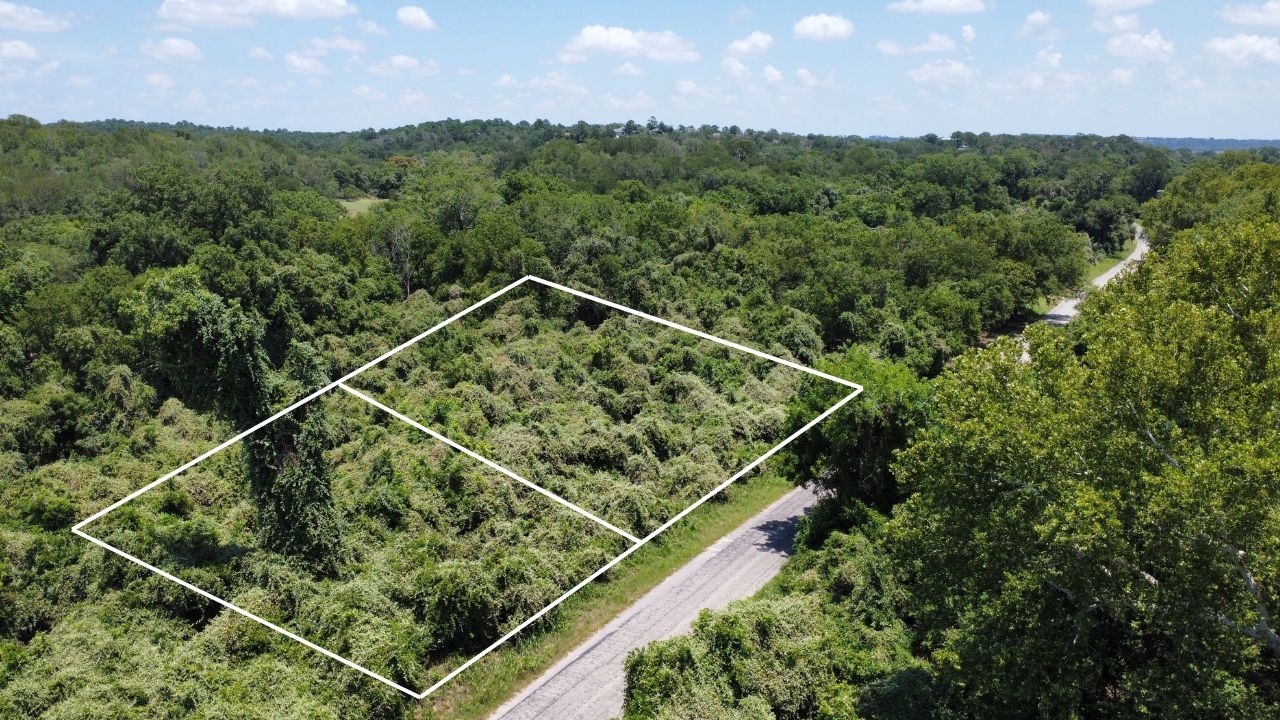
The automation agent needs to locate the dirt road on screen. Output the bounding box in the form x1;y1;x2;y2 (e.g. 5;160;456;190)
488;485;819;719
1044;226;1149;325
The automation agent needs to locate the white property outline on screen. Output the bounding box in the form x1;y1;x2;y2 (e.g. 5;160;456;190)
71;274;864;700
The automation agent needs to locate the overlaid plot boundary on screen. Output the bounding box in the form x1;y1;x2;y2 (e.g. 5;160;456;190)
71;275;864;699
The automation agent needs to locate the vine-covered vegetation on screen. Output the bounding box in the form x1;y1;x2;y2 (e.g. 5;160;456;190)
0;113;1190;717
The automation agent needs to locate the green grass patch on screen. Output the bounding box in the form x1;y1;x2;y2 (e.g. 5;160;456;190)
422;472;796;719
338;197;386;216
1032;236;1138;314
1081;235;1137;285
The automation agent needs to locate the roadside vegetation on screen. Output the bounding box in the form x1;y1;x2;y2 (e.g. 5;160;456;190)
624;155;1280;718
0;114;1214;717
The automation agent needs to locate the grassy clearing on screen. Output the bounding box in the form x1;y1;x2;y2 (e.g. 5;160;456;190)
422;472;796;719
338;197;385;216
1082;235;1137;285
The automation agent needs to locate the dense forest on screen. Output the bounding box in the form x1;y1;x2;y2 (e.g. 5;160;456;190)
0;113;1271;718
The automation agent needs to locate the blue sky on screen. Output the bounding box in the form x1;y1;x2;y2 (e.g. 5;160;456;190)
2;0;1278;136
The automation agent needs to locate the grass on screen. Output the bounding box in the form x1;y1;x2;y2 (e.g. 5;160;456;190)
337;197;386;216
1082;235;1137;285
1032;236;1138;314
422;472;797;719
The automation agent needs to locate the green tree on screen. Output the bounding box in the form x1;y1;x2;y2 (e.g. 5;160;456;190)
889;216;1280;717
783;348;929;511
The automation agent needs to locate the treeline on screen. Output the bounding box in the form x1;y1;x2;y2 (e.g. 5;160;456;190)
624;155;1280;718
1138;136;1280;153
0;115;1189;717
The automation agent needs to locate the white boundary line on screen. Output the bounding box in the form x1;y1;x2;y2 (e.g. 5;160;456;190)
71;526;423;697
71;274;863;700
336;382;641;544
525;276;862;392
72;275;533;534
413;385;860;698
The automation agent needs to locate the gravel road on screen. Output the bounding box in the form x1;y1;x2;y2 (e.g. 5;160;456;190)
1044;225;1149;325
488;485;820;719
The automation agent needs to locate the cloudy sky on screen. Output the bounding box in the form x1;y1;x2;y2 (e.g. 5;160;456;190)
2;0;1278;136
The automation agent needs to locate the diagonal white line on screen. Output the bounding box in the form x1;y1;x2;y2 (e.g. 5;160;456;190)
71;270;865;700
336;382;642;545
73;527;427;699
73;276;532;533
522;275;863;392
638;387;861;543
415;385;862;698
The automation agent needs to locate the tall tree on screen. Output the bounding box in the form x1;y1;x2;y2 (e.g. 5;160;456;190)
889;212;1280;717
124;268;346;573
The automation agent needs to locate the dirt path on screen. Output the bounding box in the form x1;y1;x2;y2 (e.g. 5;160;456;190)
488;486;819;719
1044;225;1149;325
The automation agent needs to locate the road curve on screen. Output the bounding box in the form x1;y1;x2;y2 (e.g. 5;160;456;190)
1044;224;1149;326
488;485;820;720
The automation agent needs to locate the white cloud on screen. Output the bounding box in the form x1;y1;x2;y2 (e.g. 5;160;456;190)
877;32;956;55
0;57;53;82
721;56;749;81
180;89;207;110
906;58;977;82
1222;1;1280;26
1092;13;1140;33
145;72;174;91
727;57;752;83
493;70;586;95
887;0;986;13
674;79;699;94
67;74;93;87
1206;33;1280;62
284;51;326;73
157;0;355;28
401;89;429;108
1087;0;1154;11
369;54;439;77
1022;71;1046;90
1016;10;1053;38
726;30;773;56
528;70;586;94
559;25;700;62
1036;48;1063;67
0;1;73;31
1107;28;1174;61
762;63;783;84
614;61;642;76
603;90;652;110
0;38;36;59
247;46;273;60
793;13;854;40
353;84;385;100
358;18;389;35
961;24;976;42
396;5;437;31
795;67;818;86
310;35;364;55
1109;67;1135;84
141;37;202;61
